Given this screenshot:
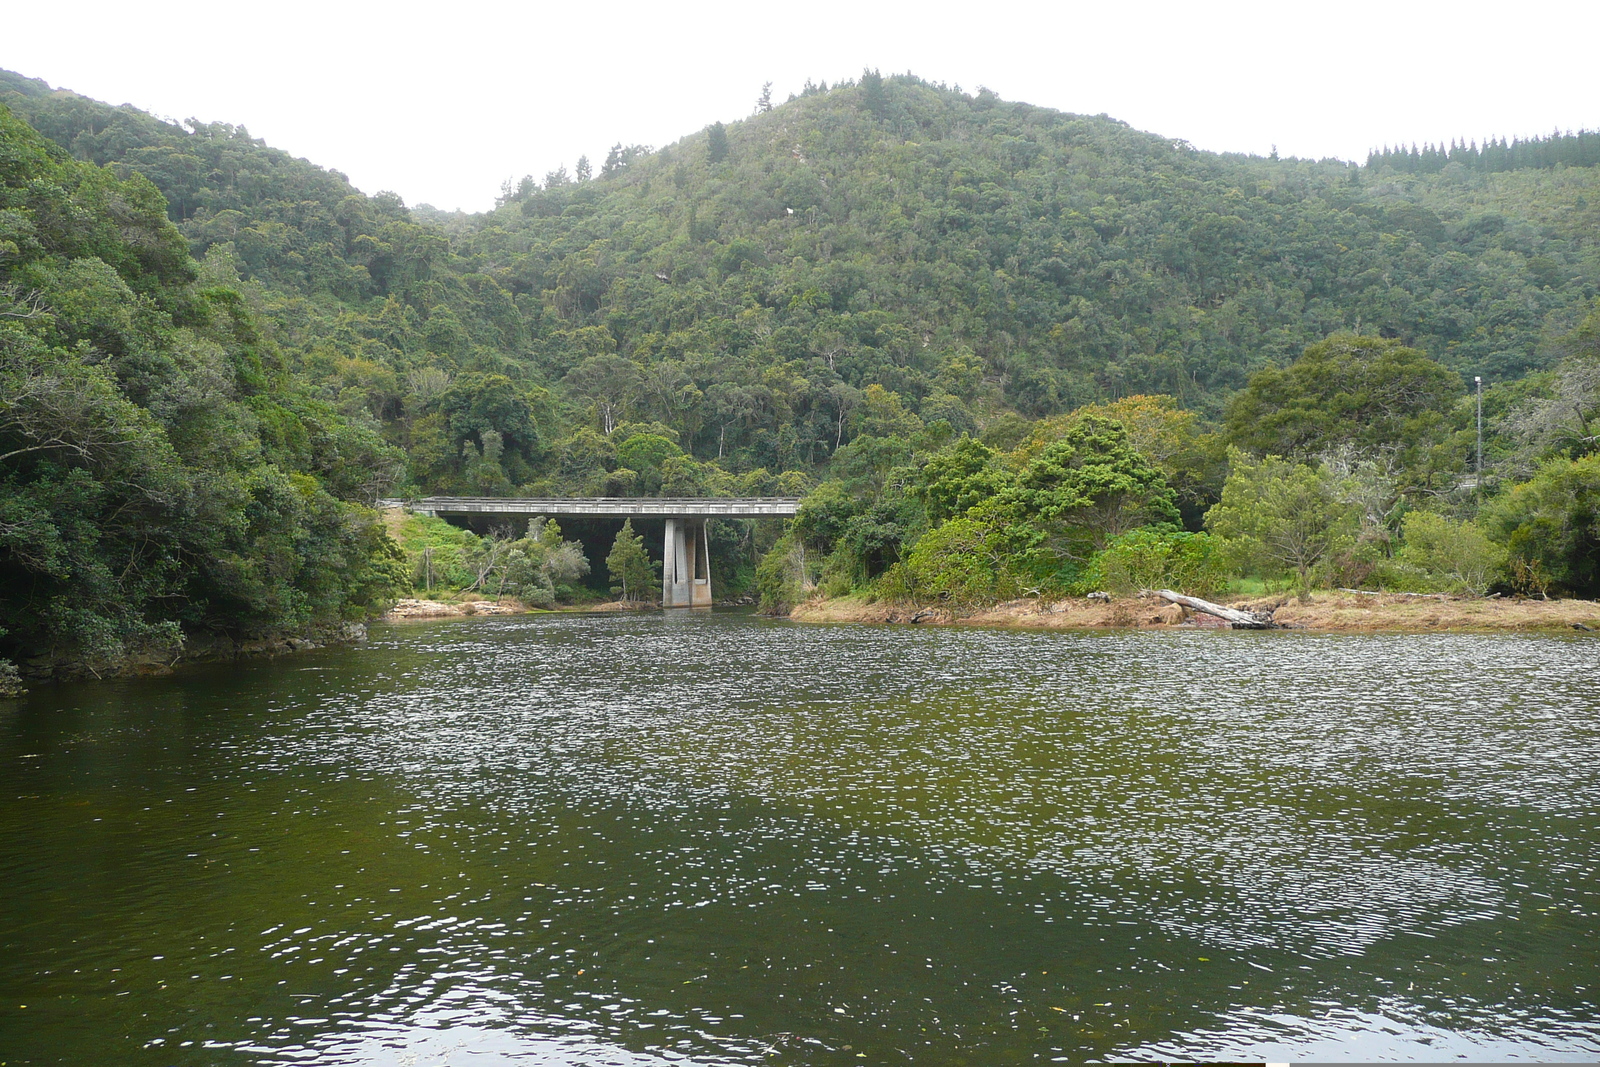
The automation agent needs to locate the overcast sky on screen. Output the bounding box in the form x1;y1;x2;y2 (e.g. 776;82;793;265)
6;0;1597;212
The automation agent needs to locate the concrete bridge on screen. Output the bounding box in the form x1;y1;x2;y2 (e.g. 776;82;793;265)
385;497;801;608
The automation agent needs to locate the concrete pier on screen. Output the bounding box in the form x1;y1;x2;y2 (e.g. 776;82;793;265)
662;518;713;608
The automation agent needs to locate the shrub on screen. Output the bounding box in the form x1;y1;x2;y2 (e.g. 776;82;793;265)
1082;528;1227;597
1481;454;1600;597
1205;451;1359;601
0;659;25;699
888;515;1020;610
755;531;812;615
1395;511;1507;596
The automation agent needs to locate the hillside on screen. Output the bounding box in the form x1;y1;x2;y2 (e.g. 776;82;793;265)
5;69;1599;485
0;103;407;680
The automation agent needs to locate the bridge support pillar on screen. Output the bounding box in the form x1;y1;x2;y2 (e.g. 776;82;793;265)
663;518;712;608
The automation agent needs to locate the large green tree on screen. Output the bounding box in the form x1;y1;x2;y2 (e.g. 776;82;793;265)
1224;335;1464;462
978;414;1179;583
1481;454;1600;597
1204;451;1359;600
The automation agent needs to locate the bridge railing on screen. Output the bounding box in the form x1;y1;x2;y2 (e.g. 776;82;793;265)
379;496;803;518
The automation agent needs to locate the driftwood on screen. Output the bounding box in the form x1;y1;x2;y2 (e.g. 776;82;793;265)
1337;588;1451;601
1145;589;1278;629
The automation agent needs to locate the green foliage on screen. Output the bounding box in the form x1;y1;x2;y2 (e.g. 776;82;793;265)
1394;511;1507;596
0;106;406;673
882;514;1020;609
395;513;483;591
394;512;588;605
907;437;1011;524
754;529;812;614
12;67;1594;492
819;501;919;591
1204;451;1360;600
1367;131;1600;175
986;414;1180;580
1082;529;1227;598
605;518;657;603
476;520;590;607
705;122;729;164
9;65;1600;648
1225;335;1463;461
0;656;23;697
1500;300;1600;469
1481;454;1600;597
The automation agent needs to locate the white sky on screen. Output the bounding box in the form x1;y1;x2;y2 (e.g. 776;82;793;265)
5;0;1597;213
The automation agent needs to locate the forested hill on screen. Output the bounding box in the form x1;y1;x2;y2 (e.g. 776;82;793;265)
0;103;407;681
6;69;1600;485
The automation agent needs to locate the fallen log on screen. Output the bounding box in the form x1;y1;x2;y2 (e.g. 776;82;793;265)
1337;588;1451;601
1145;589;1278;629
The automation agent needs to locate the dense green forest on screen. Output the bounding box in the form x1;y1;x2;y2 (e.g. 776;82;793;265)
0;104;406;688
2;67;1598;685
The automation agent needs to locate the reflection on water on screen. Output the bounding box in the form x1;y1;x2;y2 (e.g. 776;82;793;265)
1;612;1598;1064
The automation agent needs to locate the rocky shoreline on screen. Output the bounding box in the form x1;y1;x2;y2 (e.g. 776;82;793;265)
6;621;373;692
789;592;1600;633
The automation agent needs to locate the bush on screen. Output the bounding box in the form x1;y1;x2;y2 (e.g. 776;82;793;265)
886;515;1020;609
1082;528;1227;597
0;659;25;699
1395;511;1506;596
1204;451;1359;601
755;531;813;615
1481;454;1600;597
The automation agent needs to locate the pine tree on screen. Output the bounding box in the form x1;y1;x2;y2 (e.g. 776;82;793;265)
861;68;887;119
606;519;657;603
706;122;729;164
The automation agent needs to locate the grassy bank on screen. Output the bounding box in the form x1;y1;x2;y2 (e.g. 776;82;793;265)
790;592;1600;633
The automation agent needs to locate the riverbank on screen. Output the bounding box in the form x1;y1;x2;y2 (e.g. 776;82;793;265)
4;620;372;691
383;597;536;620
789;591;1600;632
380;597;665;620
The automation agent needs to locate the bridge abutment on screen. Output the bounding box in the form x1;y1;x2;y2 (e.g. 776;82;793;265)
663;518;712;608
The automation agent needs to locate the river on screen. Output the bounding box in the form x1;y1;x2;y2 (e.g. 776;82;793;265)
2;612;1598;1064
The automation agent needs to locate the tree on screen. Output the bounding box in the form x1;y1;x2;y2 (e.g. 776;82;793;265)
562;355;641;436
860;69;887;119
907;437;1011;523
705;122;729;164
885;514;1018;609
1502;300;1600;467
484;519;590;606
1086;529;1226;598
606;518;657;603
756;82;773;114
1204;451;1359;600
1481;454;1600;597
574;155;592;182
990;414;1180;576
1225;335;1463;461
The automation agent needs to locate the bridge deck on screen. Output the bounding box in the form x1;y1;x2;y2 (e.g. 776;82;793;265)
386;497;801;519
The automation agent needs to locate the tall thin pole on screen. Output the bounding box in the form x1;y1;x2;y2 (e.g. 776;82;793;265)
1475;376;1483;476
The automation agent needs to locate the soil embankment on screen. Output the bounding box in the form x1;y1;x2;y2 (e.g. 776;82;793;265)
383;598;531;620
790;592;1600;633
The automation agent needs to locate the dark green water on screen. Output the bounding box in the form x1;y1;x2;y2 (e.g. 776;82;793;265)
2;612;1598;1064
